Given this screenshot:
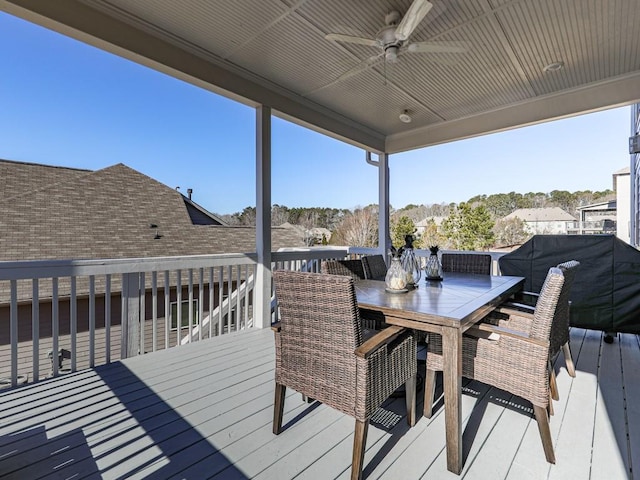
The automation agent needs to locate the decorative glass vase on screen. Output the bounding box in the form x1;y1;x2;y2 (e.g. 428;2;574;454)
401;235;421;288
425;245;443;281
385;257;408;290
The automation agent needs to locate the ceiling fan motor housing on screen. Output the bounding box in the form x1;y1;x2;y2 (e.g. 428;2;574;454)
377;22;403;61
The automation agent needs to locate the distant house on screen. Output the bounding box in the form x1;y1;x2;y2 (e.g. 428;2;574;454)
614;166;631;243
504;207;576;234
0;159;304;374
416;217;446;236
568;201;618;235
565;166;630;240
278;222;331;245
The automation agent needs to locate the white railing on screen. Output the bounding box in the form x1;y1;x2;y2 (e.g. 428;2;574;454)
0;246;504;389
0;248;349;389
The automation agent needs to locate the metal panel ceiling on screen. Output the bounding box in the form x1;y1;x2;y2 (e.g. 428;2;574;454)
2;0;640;153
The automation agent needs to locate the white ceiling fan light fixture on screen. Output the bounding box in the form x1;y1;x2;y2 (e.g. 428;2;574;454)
324;0;468;81
399;110;412;123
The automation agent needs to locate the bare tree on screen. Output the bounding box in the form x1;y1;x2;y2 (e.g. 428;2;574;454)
493;217;531;247
332;207;378;247
271;204;290;226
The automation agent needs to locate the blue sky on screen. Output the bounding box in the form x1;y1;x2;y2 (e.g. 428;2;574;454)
0;11;632;215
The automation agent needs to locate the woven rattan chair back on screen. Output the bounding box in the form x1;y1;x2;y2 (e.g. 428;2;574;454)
528;267;567;342
273;271;362;404
362;254;388;280
321;259;366;281
441;253;492;275
549;260;580;354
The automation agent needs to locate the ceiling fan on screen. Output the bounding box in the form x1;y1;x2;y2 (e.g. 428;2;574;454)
325;0;467;80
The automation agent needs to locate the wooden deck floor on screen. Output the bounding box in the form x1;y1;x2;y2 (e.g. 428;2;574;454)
0;327;638;479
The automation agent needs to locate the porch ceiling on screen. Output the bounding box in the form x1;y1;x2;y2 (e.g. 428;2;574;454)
2;0;640;154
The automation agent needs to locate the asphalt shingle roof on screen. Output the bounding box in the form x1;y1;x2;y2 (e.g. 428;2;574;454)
0;159;304;262
504;207;576;222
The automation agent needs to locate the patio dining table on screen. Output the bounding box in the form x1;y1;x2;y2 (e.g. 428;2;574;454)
354;272;525;474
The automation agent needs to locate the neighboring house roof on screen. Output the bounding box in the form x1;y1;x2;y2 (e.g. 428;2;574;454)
309;227;331;237
0;159;90;202
613;166;630;175
278;222;304;232
504;207;576;222
576;201;617;211
0;159;304;262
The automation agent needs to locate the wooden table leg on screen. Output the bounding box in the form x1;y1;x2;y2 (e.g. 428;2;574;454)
442;326;463;474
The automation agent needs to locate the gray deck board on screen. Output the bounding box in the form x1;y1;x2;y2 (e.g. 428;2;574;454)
0;327;638;479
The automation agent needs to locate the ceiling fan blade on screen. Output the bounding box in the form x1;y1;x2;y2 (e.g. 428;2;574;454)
325;33;377;47
334;53;384;83
395;0;433;41
407;41;469;54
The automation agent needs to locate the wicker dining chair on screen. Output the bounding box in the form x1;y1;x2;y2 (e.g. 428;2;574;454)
494;260;580;401
441;253;492;275
322;259;386;331
424;266;566;464
321;258;366;281
361;254;388;280
272;270;417;480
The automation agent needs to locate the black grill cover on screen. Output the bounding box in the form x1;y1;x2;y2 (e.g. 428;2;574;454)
498;235;640;333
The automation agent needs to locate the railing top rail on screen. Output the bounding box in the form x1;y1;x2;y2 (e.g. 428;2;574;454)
0;252;259;281
0;247;508;282
272;247;348;262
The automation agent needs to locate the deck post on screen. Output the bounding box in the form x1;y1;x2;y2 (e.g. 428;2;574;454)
121;272;140;358
378;153;391;261
255;104;272;329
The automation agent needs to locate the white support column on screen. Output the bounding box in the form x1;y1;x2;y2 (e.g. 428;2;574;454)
255;105;272;328
121;272;140;358
378;152;391;261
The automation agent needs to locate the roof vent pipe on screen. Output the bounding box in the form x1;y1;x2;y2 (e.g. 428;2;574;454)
187;188;193;200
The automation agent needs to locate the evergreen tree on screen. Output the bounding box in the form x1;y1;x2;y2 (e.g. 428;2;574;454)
441;202;494;250
391;216;418;248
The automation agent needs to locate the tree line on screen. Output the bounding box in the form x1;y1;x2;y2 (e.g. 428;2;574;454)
217;188;614;250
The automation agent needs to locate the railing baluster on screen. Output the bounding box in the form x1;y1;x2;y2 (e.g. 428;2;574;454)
152;271;158;352
235;265;241;331
105;275;111;364
71;277;77;372
218;266;224;335
52;278;59;377
164;270;170;349
176;270;182;347
199;268;204;341
187;269;193;343
209;267;214;338
10;280;18;387
32;279;39;382
89;275;95;368
227;266;232;333
139;272;145;354
243;264;249;328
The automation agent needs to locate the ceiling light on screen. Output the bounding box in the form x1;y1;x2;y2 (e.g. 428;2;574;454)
543;61;564;72
399;110;412;123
